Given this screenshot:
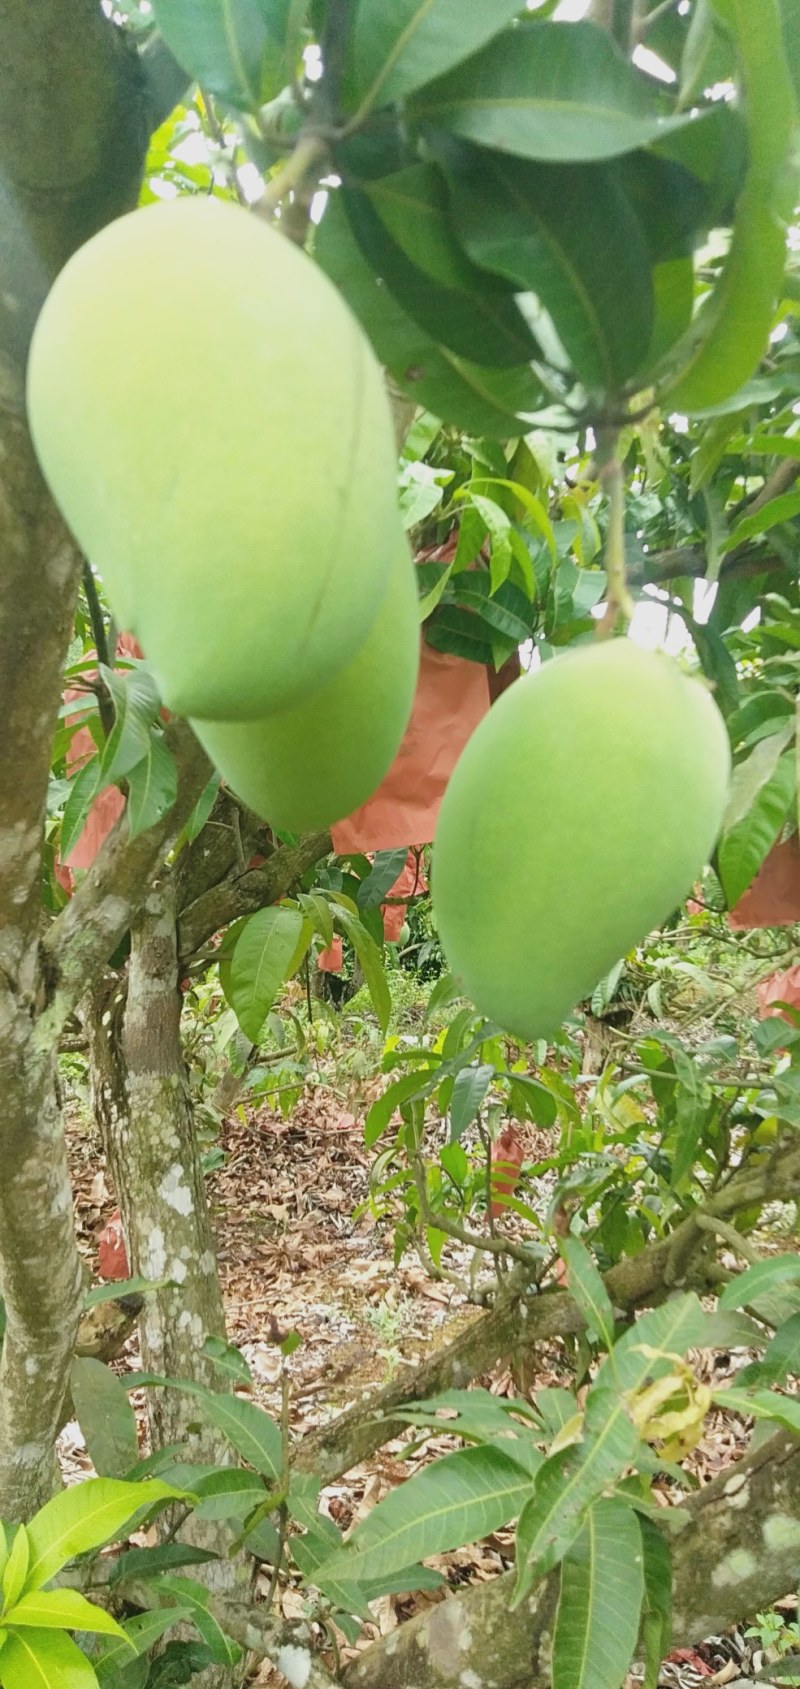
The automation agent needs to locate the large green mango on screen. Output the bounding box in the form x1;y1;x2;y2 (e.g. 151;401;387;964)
192;538;420;831
432;639;731;1041
27;197;399;720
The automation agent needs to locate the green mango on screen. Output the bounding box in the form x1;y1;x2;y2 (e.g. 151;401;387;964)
27;196;399;720
192;538;419;831
432;638;731;1041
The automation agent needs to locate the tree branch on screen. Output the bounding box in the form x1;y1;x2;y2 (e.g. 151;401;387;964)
0;0;149;399
177;829;332;963
39;720;213;1043
292;1140;800;1487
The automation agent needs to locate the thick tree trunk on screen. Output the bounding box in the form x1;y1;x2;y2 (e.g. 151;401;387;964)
88;886;250;1687
0;416;85;1518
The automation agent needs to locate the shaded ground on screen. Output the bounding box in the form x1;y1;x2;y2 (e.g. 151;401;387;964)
65;1080;797;1683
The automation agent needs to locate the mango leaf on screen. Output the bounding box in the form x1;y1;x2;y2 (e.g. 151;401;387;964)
557;1237;615;1350
722;487;800;553
60;758;103;862
149;0;295;108
739;1313;800;1387
511;1390;639;1607
157;1577;241;1666
0;1628;100;1688
24;1479;181;1591
412;21;702;161
356;849;411;911
332;903;392;1031
670;1050;712;1187
314;192;546;436
315;1445;533;1589
4;1588;128;1638
1;1527;30;1613
70;1357;139;1479
83;1276;172;1309
639;1515;673;1689
592;1293;706;1395
552;1498;645;1689
129;1375;282;1481
108;1544;218;1586
298;890;334;949
98;666;161;785
93;1608;191;1676
364;1069;434;1148
712;1386;800;1437
225;906;305;1041
341;184;539;369
438;141;654;393
389;1388;542;1453
344;0;522;112
719;1257;800;1311
449;1064;494;1140
125;734;177;841
661;0;798;412
179;772;220;846
718;750;796;908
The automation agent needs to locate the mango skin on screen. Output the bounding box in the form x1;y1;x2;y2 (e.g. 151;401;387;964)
26;197;399;720
192;539;420;831
432;639;731;1041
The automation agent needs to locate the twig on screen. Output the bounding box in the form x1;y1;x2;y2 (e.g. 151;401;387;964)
694;1212;762;1265
595;429;635;634
411;1157;541;1270
257;131;327;220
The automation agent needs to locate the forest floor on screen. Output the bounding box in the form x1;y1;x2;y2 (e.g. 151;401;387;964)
62;1048;799;1686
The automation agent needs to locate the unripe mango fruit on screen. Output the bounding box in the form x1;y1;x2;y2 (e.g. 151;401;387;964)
27;197;400;720
191;539;420;831
432;639;731;1041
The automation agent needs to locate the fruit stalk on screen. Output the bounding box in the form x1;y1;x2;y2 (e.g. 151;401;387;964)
596;427;634;634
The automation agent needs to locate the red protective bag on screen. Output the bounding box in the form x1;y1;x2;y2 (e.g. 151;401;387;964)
729;835;800;929
97;1211;130;1281
331;636;491;854
489;1124;525;1218
57;634;144;887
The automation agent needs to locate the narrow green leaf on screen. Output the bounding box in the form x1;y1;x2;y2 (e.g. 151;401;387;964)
639;1513;673;1689
5;1588;128;1639
0;1628;100;1688
129;1375;282;1480
439;142;654;391
150;0;294;108
225;906;305;1042
1;1527;30;1614
740;1313;800;1386
60;759;101;862
98;666;161;786
69;1358;139;1480
552;1498;645;1689
24;1479;183;1591
125;734;177;840
449;1064;494;1140
316;1445;532;1588
557;1238;615;1350
157;1577;241;1666
662;0;798;411
722;487;800;553
511;1391;638;1607
356;849;411;911
713;1386;800;1436
333;904;392;1032
298;891;334;949
413;20;701;161
344;0;522;112
718;750;796;908
93;1607;190;1674
314;192;545;437
719;1257;800;1311
592;1293;705;1395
